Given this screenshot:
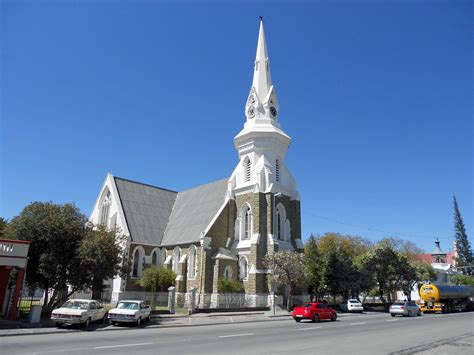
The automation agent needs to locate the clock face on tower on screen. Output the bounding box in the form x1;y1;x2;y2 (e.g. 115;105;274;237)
248;95;256;105
247;106;255;118
270;106;277;118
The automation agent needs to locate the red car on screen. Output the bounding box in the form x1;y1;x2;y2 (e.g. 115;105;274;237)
292;302;338;323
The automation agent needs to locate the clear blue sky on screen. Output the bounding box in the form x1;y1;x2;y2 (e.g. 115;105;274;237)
1;0;472;253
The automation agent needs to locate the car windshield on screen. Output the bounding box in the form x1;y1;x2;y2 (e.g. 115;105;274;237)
61;301;89;310
117;302;139;310
393;302;405;306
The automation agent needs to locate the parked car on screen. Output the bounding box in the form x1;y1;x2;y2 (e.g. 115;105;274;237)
51;299;107;327
389;300;421;317
339;299;364;313
292;302;338;323
108;300;151;326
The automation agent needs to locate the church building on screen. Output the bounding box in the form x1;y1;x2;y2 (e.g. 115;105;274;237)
88;20;302;308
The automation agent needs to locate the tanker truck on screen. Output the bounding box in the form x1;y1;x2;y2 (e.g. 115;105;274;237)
419;283;474;313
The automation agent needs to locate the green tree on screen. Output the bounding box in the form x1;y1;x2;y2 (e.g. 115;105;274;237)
353;257;376;302
0;217;10;239
316;233;372;300
453;196;472;275
218;278;244;309
218;279;243;293
78;225;125;299
360;244;403;303
264;251;307;311
9;202;88;312
304;235;325;300
138;266;176;292
138;266;176;308
451;274;474;286
379;237;424;260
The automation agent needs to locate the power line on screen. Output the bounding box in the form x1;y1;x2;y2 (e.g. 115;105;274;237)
302;210;442;240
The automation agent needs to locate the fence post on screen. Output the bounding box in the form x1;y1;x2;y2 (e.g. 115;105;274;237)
167;287;176;314
187;287;196;315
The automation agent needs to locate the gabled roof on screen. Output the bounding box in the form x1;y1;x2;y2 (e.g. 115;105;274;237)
161;179;228;246
113;176;228;246
114;177;177;245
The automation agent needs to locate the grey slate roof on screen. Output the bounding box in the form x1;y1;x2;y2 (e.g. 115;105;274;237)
114;176;228;246
114;177;177;245
161;179;228;246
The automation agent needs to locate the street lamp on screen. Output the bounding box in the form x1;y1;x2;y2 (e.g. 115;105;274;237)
271;192;282;316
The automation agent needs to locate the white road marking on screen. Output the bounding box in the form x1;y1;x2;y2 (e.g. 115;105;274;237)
296;326;322;331
93;342;153;349
349;322;367;325
386;319;398;322
219;333;254;338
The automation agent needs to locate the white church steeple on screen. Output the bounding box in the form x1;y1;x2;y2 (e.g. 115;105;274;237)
245;18;280;123
229;19;298;200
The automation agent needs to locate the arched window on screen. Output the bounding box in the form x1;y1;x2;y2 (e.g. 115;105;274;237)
277;210;282;240
239;256;248;280
244;157;251;182
223;266;233;279
172;247;181;273
99;191;111;227
239;204;252;241
275;203;289;241
275;159;280;182
151;251;157;266
132;249;140;278
131;246;145;278
188;245;197;279
157;248;166;266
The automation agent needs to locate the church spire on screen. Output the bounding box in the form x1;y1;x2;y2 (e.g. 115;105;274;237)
245;18;279;122
253;18;272;101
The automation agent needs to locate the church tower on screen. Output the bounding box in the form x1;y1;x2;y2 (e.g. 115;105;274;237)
228;19;302;304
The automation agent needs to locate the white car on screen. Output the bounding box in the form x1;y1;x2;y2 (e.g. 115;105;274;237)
51;299;107;327
339;299;364;313
108;300;151;326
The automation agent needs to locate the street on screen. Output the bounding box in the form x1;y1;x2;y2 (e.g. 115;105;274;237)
0;312;472;354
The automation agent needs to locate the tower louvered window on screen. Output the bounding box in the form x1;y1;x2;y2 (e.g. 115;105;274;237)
245;158;251;182
275;159;280;182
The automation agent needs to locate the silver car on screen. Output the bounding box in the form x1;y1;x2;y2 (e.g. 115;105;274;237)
389;301;421;317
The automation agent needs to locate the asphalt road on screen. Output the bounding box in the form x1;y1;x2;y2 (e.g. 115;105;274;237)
0;312;472;354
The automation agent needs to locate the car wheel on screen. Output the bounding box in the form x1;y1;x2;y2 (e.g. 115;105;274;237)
407;311;411;317
102;314;108;324
312;314;319;323
146;316;150;322
294;317;301;323
55;322;62;327
331;313;337;321
417;310;421;317
136;317;142;326
84;317;91;328
391;314;396;317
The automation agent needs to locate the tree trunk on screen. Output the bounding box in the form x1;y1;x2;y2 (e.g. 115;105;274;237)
92;277;103;300
42;287;49;314
286;289;293;312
